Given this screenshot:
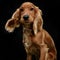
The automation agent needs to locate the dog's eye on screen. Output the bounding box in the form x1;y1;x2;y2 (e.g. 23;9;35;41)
20;8;24;12
30;8;34;11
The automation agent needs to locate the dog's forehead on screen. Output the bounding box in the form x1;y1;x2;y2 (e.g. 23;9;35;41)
20;2;35;8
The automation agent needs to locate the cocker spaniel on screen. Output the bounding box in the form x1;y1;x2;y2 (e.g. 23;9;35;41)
5;2;57;60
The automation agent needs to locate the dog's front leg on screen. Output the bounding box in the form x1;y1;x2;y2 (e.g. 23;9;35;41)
39;44;49;60
27;54;32;60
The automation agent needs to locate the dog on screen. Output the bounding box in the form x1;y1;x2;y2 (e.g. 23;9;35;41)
5;2;57;60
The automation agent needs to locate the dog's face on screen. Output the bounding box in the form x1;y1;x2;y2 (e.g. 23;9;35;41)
5;2;43;35
19;2;36;24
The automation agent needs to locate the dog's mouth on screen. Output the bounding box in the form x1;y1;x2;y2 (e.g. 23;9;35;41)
23;18;33;24
24;21;31;24
24;19;32;23
24;21;30;23
23;22;33;28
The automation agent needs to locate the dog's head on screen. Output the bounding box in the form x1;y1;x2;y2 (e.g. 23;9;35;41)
5;2;43;35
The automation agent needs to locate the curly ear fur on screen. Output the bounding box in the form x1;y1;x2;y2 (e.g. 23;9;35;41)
33;6;43;35
5;8;20;32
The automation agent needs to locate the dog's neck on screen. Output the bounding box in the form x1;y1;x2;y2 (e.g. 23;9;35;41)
22;23;33;48
23;23;34;35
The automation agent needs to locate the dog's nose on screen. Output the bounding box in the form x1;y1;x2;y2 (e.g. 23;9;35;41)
23;15;29;20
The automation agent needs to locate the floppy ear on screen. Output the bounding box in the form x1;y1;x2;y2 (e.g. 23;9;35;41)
5;8;20;32
33;6;43;35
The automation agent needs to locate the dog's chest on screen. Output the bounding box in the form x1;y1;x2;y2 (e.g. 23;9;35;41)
23;28;32;48
22;27;40;55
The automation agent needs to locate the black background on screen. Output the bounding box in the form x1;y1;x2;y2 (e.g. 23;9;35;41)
0;0;60;60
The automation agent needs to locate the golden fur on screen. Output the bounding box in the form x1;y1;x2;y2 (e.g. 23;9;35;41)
5;2;57;60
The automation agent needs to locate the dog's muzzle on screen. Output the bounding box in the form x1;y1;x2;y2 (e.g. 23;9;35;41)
23;15;29;20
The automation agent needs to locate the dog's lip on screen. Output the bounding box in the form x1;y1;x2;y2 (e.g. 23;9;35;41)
24;22;31;25
24;21;30;24
25;21;29;23
25;20;29;22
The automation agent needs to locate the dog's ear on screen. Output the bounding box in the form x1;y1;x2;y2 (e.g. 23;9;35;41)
33;6;43;35
5;8;20;32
